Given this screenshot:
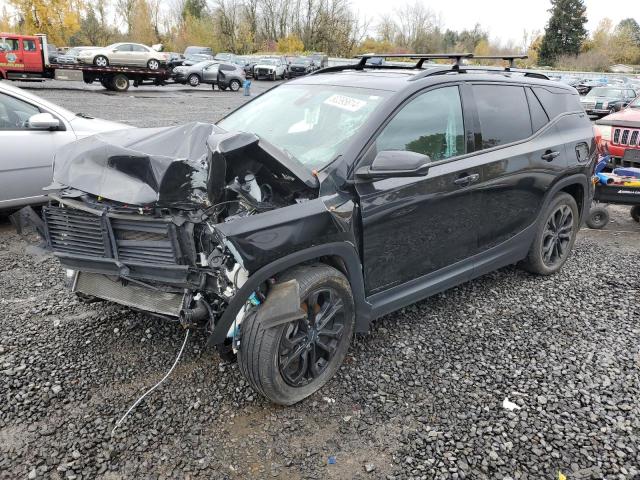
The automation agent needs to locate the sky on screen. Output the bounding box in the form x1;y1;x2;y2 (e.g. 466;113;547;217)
352;0;633;46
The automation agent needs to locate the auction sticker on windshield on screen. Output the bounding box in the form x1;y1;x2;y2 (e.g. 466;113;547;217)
324;94;367;112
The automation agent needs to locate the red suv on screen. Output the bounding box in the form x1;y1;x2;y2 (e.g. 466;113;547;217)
596;95;640;167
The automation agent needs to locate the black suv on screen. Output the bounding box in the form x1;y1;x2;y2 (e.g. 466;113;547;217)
20;54;595;405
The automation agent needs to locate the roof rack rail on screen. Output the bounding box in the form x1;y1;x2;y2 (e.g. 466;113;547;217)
356;53;474;69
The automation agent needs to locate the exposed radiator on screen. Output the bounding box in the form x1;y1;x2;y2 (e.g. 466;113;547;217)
74;272;184;316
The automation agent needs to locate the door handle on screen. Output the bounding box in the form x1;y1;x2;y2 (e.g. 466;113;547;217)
541;150;560;162
454;173;480;186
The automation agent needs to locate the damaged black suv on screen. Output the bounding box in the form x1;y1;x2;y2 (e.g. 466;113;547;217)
20;54;595;405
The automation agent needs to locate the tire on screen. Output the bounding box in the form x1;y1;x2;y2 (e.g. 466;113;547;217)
521;192;579;275
229;79;241;91
93;55;109;67
110;74;130;92
187;74;200;87
271;72;276;81
238;264;355;405
586;205;610;229
147;59;160;70
630;206;640;223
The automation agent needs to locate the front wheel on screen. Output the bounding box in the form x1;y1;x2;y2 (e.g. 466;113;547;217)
94;55;109;67
187;74;200;87
238;265;354;405
521;192;579;275
630;205;640;223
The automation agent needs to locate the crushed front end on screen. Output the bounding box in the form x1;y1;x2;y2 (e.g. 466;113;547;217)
36;122;325;352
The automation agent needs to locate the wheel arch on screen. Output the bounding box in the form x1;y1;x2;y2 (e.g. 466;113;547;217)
545;174;591;223
206;242;371;347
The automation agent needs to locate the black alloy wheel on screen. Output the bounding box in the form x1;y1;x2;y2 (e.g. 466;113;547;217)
541;204;574;266
278;287;345;387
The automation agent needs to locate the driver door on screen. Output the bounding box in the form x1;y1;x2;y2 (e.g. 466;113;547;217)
110;44;132;65
203;63;219;83
356;85;481;295
0;92;74;208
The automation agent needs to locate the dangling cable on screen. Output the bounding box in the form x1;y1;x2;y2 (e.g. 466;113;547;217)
111;329;190;435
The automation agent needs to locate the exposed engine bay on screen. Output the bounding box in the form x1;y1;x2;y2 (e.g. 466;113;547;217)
31;122;329;353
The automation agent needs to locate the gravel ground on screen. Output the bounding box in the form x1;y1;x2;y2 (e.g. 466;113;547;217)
1;82;640;479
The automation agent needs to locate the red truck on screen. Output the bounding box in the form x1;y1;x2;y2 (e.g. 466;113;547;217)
596;95;640;168
0;33;170;92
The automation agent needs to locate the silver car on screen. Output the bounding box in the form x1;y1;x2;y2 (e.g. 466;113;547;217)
172;61;245;90
0;83;127;210
76;43;169;70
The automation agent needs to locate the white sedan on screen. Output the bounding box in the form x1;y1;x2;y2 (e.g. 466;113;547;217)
0;83;127;210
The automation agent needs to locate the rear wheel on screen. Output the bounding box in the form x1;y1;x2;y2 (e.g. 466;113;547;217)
229;79;241;91
630;206;640;223
521;192;579;275
188;74;200;87
110;74;130;92
147;59;160;70
94;55;109;67
238;264;354;405
586;205;610;229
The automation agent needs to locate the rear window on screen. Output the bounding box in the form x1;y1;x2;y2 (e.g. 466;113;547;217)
532;87;582;119
473;84;532;149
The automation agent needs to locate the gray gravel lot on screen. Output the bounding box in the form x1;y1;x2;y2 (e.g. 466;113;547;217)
1;80;640;479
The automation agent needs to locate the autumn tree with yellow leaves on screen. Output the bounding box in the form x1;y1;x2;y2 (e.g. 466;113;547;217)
8;0;82;45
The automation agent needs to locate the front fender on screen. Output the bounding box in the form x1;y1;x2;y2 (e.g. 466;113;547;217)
206;241;371;347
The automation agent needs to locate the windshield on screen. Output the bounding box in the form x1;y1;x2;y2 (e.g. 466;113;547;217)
294;58;310;64
218;84;390;170
630;96;640;108
65;48;79;56
588;87;623;98
260;59;278;65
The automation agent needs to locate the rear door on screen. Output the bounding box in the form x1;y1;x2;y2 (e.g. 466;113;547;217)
0;92;75;207
470;83;569;253
356;84;481;295
130;44;149;66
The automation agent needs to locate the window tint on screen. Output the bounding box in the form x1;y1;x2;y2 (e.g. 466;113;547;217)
221;64;234;71
473;85;532;149
131;45;148;52
0;93;40;130
534;87;582;118
115;44;132;52
0;38;19;51
23;40;37;52
526;88;549;132
376;86;465;161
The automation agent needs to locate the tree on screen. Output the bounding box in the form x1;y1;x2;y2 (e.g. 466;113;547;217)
182;0;207;20
617;18;640;46
276;34;303;53
9;0;82;45
538;0;587;65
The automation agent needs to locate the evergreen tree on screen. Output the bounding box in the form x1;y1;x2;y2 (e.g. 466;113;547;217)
538;0;587;65
182;0;208;20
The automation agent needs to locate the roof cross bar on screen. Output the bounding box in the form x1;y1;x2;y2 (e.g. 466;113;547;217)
471;55;528;69
355;53;474;70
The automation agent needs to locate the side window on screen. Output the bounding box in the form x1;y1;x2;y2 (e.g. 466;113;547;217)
526;88;549;132
221;64;234;71
375;86;465;162
473;85;532;149
23;40;37;52
533;87;582;119
0;93;40;130
0;38;19;51
115;44;132;52
131;45;147;52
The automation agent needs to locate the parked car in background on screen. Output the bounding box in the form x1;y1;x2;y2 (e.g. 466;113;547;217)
77;43;169;70
45;43;59;63
596;95;640;168
214;52;239;64
55;46;94;64
254;57;287;80
577;78;608;95
184;46;213;58
287;56;316;77
580;86;637;117
558;76;589;95
0;82;126;210
310;52;328;68
165;52;185;73
232;56;254;77
183;53;214;66
172;61;244;90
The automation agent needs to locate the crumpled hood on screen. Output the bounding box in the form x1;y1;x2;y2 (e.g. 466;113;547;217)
52;122;317;207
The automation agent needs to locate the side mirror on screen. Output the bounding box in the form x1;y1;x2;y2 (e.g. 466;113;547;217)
355;150;431;180
28;112;60;130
